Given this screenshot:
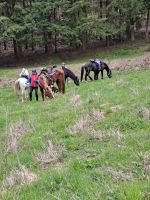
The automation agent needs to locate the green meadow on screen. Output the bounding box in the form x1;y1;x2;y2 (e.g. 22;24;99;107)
0;42;150;199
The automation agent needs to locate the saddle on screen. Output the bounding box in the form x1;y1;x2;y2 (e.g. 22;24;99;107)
90;60;102;70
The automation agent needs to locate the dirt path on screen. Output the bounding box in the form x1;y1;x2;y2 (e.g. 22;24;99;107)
108;52;150;71
69;52;150;74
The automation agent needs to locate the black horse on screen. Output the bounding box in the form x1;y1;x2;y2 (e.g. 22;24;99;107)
61;66;80;86
81;61;112;81
47;66;80;86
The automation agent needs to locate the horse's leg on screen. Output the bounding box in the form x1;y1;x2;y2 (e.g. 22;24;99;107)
62;79;65;93
56;80;61;93
29;87;33;101
85;73;88;81
14;80;20;101
94;73;97;80
101;70;103;79
88;72;93;80
65;77;69;84
40;87;44;101
21;89;25;103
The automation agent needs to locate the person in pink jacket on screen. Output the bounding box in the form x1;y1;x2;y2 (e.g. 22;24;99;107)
29;68;39;101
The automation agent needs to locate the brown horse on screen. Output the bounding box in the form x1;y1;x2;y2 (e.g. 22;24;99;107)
43;67;65;94
38;74;54;101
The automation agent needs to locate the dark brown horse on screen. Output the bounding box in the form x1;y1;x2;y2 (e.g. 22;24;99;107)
41;68;65;94
38;74;54;101
81;61;112;81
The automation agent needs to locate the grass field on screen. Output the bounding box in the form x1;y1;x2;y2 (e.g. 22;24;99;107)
0;63;150;199
0;41;150;199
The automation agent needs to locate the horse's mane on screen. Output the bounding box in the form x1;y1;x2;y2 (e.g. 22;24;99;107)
62;66;76;79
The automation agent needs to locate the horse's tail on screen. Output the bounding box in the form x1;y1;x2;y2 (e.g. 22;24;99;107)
81;65;85;81
14;79;20;96
104;62;112;78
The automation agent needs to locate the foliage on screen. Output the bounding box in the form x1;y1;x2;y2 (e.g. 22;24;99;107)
0;0;148;56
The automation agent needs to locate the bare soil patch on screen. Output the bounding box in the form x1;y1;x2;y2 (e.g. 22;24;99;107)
69;52;150;74
108;52;150;71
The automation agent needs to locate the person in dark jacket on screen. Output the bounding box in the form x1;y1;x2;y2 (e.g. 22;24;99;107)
29;68;39;101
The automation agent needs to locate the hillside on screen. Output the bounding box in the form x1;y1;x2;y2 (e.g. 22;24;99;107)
0;60;150;199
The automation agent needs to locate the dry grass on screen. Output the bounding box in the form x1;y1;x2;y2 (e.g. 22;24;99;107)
0;78;14;88
138;107;150;119
90;108;105;121
143;152;150;174
88;129;107;141
110;105;123;112
111;129;125;148
35;140;66;167
115;79;128;87
70;93;82;108
112;52;150;71
130;87;140;96
137;151;150;179
5;121;32;154
105;167;133;181
68;108;105;134
68;114;91;133
2;165;38;189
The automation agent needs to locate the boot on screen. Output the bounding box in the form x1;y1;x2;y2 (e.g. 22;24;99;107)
29;93;32;101
36;94;38;101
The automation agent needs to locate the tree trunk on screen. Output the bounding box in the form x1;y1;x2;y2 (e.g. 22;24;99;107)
23;0;25;8
130;25;135;41
18;44;22;57
54;31;57;53
44;32;49;53
145;9;150;41
45;44;48;53
99;0;103;18
4;42;7;50
106;36;110;47
53;8;57;53
25;43;28;49
48;32;53;54
13;39;18;58
31;31;34;51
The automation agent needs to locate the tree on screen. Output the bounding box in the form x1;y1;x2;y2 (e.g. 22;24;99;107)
108;0;144;41
143;0;150;40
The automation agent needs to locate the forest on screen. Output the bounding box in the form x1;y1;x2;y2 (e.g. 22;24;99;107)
0;0;149;58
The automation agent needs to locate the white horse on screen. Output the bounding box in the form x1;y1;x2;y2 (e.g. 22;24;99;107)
14;68;30;102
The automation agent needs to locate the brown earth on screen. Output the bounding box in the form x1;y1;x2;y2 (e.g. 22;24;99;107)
68;52;150;75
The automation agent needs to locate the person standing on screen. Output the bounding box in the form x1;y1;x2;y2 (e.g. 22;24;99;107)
29;68;39;101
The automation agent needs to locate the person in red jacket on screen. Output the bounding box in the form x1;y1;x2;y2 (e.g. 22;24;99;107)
29;68;39;101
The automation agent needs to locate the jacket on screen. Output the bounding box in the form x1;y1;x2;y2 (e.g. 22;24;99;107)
30;73;39;87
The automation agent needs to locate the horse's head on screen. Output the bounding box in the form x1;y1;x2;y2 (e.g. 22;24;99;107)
74;76;80;86
45;86;54;99
107;69;112;78
39;75;54;99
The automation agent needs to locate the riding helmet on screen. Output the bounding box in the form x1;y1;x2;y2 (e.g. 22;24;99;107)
32;68;36;73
